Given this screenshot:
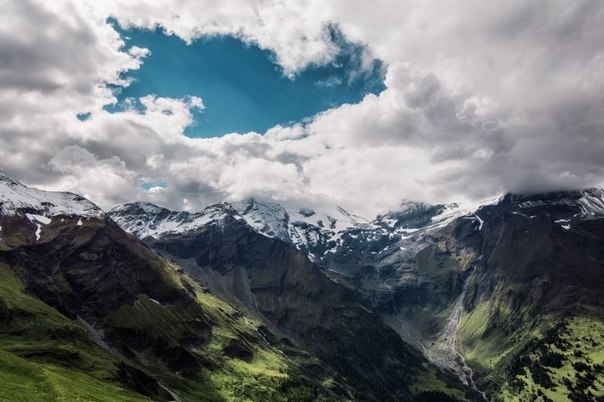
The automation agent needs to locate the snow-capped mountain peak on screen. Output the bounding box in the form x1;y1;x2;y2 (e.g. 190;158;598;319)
0;172;102;218
230;198;292;242
108;196;467;269
375;201;464;231
108;201;238;239
109;189;604;280
108;197;368;255
477;188;604;221
575;188;604;216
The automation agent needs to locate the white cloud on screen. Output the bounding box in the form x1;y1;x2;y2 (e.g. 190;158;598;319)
89;0;338;77
1;0;604;217
127;46;151;60
47;145;137;205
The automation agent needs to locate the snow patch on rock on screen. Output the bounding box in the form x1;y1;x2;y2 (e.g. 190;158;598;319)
0;172;102;218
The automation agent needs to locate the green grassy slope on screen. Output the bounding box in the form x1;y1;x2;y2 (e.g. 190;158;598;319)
0;262;150;401
0;257;342;401
0;214;344;401
452;206;604;401
459;307;604;402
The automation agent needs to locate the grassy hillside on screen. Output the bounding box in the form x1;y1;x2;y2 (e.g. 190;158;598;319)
0;215;343;401
459;306;604;402
0;257;343;401
0;262;150;401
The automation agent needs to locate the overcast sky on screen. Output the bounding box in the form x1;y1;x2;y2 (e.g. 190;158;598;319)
1;0;604;216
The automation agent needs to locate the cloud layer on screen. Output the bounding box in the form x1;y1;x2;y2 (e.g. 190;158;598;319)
1;0;604;216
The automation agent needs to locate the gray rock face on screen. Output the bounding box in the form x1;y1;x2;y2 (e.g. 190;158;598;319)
141;215;468;401
110;189;604;400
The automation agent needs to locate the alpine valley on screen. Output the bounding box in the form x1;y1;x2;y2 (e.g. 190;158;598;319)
1;171;603;401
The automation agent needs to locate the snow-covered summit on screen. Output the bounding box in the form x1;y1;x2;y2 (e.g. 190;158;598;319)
230;199;292;243
108;196;468;268
577;188;604;216
108;201;236;239
477;188;604;220
375;201;464;231
0;172;102;218
108;197;367;251
229;198;368;247
471;188;604;232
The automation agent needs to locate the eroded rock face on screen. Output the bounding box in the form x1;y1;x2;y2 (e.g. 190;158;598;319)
144;216;469;401
0;214;212;368
0;213;362;400
110;189;604;401
463;190;604;325
0;173;472;401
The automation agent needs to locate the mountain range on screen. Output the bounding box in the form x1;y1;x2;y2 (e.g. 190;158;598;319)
1;171;603;401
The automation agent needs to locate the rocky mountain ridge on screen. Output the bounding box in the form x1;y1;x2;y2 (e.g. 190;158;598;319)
3;171;604;401
109;197;465;265
110;188;604;401
0;173;471;401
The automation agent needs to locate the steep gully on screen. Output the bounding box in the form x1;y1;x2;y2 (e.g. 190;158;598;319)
423;273;487;401
382;267;488;400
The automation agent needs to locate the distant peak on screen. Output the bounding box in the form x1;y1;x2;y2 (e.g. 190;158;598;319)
378;200;435;219
0;173;102;218
478;187;604;219
110;201;166;214
497;187;604;206
235;197;283;209
299;208;315;217
231;198;288;216
335;205;369;223
335;205;351;217
0;171;20;186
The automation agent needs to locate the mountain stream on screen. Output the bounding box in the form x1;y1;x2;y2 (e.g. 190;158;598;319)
424;276;488;401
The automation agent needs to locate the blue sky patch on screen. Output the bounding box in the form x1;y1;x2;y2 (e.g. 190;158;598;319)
141;180;167;191
76;112;91;121
109;21;385;137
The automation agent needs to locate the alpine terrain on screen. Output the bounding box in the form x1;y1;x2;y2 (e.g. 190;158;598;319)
110;192;604;401
0;173;470;401
1;169;603;401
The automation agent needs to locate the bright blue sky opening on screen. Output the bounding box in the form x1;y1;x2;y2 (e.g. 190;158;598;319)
141;180;167;191
108;21;386;137
76;112;91;121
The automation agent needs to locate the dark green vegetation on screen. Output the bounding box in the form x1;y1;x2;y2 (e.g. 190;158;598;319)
494;317;604;401
0;214;344;401
108;190;604;401
453;194;604;401
357;191;604;401
0;262;148;401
